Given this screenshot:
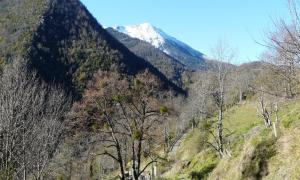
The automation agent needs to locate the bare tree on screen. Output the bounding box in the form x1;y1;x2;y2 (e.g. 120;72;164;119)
182;72;215;125
264;36;299;98
257;90;280;138
208;40;235;158
0;59;71;179
264;0;300;98
70;70;167;180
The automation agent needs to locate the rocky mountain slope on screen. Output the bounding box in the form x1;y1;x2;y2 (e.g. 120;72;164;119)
107;27;190;87
112;23;207;70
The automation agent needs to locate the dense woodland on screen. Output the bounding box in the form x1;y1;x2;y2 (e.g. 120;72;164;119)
2;0;300;179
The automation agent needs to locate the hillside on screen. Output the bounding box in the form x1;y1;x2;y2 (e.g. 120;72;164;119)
2;0;300;180
107;27;189;87
0;0;48;63
112;23;207;70
159;96;300;179
0;0;184;96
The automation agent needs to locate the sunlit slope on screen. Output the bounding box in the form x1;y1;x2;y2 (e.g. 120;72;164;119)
162;98;300;179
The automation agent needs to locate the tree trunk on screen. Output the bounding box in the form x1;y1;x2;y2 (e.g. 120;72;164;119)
117;146;125;180
217;75;225;158
239;87;243;102
217;107;224;158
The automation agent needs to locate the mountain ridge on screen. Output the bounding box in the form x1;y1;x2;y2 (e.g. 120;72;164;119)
107;27;190;88
0;0;185;97
112;23;206;70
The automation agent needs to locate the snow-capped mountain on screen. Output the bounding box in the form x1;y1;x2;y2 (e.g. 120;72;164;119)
112;23;205;69
113;23;165;50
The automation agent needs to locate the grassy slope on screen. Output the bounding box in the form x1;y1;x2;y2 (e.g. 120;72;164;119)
162;98;300;179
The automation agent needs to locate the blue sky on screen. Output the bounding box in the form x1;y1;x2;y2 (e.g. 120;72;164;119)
81;0;290;64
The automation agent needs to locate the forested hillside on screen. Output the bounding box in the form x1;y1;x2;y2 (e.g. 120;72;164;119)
1;0;300;179
0;0;184;97
0;0;184;179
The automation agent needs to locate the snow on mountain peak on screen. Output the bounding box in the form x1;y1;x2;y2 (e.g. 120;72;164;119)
112;23;204;66
113;23;165;49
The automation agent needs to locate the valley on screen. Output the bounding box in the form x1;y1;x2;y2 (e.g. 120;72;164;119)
0;0;300;180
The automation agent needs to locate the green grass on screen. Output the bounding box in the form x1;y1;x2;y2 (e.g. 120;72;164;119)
176;128;209;161
278;98;300;129
162;99;294;179
162;98;300;179
241;131;277;179
163;102;262;179
187;150;218;180
223;102;262;136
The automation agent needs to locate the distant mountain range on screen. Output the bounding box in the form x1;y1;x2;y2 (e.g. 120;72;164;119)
111;23;207;70
0;0;185;97
107;27;189;87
